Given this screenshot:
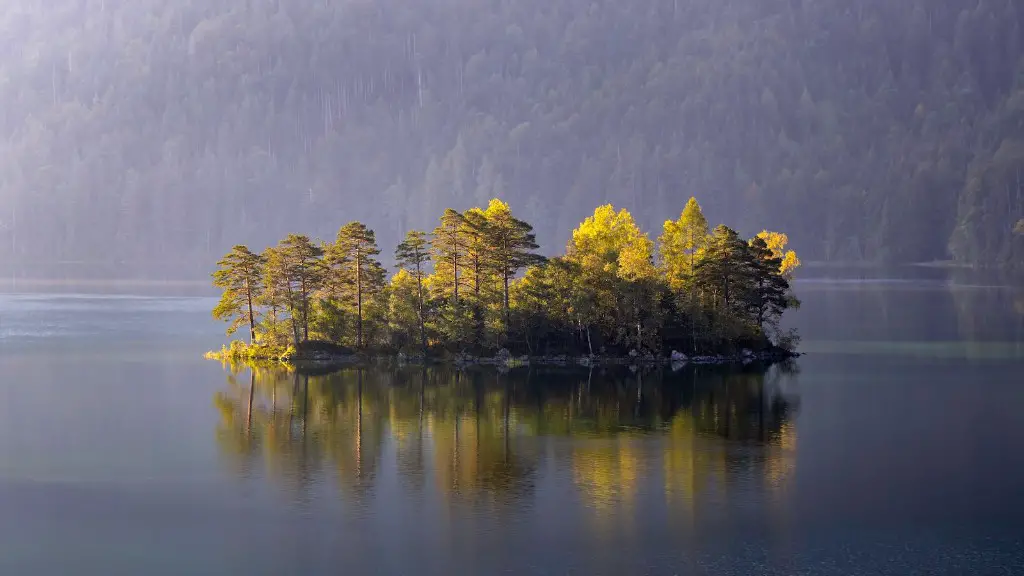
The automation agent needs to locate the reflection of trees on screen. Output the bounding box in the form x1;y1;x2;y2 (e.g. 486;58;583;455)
214;364;799;511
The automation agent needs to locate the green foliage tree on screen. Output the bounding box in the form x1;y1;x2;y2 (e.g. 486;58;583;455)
388;269;424;352
481;200;544;333
212;245;265;343
431;209;467;305
694;226;752;311
258;246;293;347
462;207;493;348
213;200;803;360
277;234;325;345
743;237;794;332
394;230;432;352
328;222;386;349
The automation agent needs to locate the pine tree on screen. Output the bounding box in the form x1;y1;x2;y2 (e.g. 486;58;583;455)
329;222;386;349
694;225;752;311
259;246;292;346
277;234;325;345
743;237;793;331
462;207;491;347
212;245;264;343
431;208;467;304
395;229;431;352
482;199;544;334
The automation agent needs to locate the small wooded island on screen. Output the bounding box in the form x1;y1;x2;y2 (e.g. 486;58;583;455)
209;198;801;369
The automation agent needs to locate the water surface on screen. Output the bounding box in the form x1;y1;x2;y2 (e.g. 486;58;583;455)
0;270;1022;575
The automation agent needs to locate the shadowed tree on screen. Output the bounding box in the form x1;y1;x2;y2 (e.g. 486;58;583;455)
744;237;793;332
694;225;752;311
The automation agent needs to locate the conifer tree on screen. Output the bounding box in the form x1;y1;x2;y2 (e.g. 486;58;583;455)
212;245;265;343
395;230;431;352
462;207;492;347
277;234;325;344
483;199;544;334
431;209;467;304
694;225;751;311
259;246;291;346
744;237;793;331
329;222;386;349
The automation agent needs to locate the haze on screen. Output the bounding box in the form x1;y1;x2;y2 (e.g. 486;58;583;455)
0;0;1022;279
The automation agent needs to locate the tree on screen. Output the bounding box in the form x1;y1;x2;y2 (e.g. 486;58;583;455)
329;222;386;349
694;225;752;311
431;208;467;304
756;230;801;278
482;199;544;334
395;230;432;352
212;245;265;343
277;234;325;345
259;246;292;347
462;207;492;347
388;269;423;351
744;237;793;332
659;197;710;290
567;204;658;351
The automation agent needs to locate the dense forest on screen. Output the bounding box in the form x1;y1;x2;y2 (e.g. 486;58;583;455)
2;0;1024;278
211;199;799;357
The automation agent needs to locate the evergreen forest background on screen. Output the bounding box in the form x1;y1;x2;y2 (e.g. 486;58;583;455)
2;0;1024;278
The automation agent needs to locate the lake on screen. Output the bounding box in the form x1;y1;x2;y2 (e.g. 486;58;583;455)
0;269;1022;575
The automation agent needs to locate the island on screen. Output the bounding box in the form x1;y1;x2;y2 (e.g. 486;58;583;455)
208;197;801;370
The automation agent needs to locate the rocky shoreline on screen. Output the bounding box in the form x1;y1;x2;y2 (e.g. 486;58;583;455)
288;346;800;372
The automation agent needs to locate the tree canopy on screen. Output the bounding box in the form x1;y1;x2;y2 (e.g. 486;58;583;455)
213;198;799;358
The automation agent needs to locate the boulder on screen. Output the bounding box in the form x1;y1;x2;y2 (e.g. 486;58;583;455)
628;349;639;358
495;348;512;363
671;350;688;362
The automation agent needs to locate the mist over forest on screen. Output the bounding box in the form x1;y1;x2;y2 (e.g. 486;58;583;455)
1;0;1023;279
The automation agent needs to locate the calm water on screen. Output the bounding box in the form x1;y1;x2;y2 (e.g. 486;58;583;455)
1;270;1023;575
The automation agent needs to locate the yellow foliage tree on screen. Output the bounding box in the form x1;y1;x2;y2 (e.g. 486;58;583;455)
756;230;801;277
658;197;709;291
568;204;656;280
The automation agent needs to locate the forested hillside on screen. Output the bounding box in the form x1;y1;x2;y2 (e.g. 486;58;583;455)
1;0;1023;278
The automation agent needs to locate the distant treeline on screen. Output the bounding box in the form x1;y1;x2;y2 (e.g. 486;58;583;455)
4;1;1024;277
212;198;800;357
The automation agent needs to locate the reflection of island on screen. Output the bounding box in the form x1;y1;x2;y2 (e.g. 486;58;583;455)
214;364;800;512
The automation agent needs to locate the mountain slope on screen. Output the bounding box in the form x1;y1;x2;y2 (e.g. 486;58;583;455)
1;0;1022;278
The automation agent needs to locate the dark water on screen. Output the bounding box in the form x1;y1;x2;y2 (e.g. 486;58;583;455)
1;270;1023;575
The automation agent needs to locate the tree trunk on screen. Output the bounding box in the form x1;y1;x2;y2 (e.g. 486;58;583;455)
245;278;256;344
503;272;511;336
416;267;426;353
356;249;363;349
